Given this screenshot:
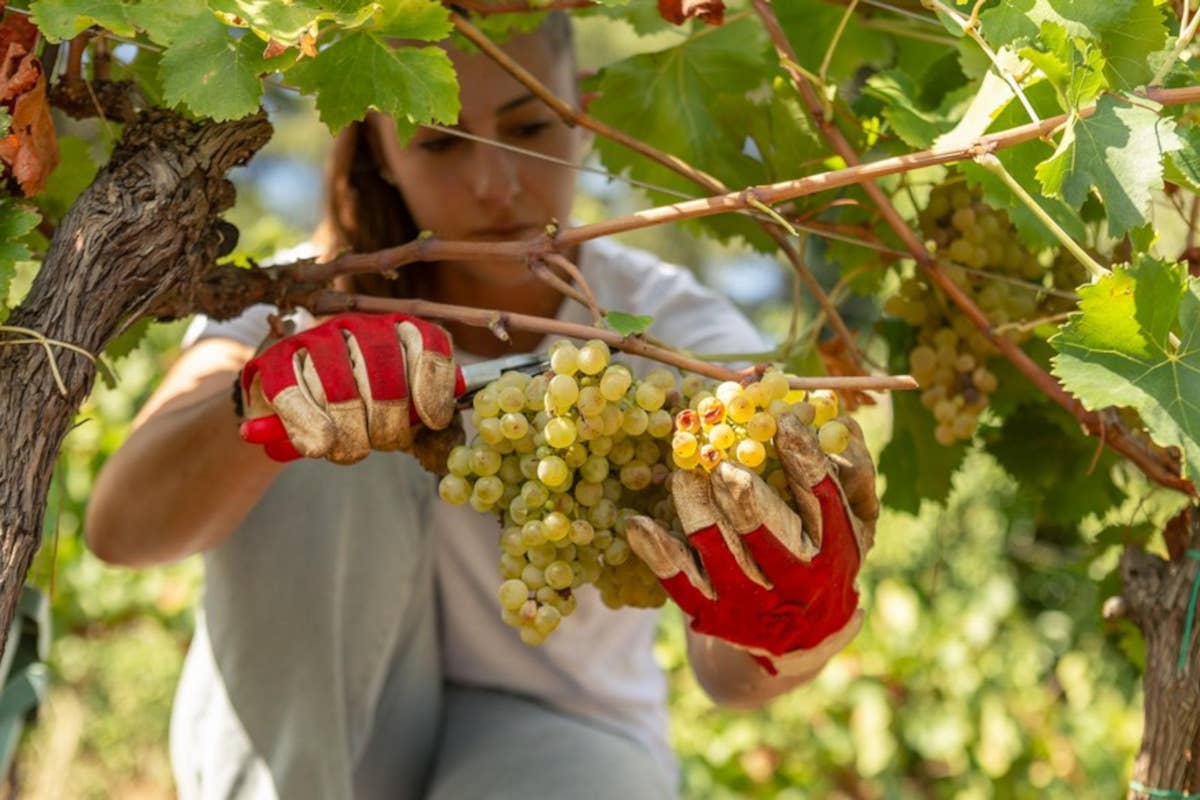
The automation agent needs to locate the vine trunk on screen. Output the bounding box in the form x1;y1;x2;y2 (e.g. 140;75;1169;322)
0;110;271;652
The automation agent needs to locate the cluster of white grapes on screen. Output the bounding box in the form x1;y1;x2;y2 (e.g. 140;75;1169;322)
885;181;1079;445
438;338;850;645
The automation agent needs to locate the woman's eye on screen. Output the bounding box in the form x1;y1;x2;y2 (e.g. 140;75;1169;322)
509;121;551;139
419;136;461;154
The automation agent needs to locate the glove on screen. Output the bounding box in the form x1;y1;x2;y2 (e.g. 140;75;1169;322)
239;313;465;465
627;413;878;675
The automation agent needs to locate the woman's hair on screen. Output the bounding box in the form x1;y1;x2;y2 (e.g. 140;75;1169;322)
314;11;574;300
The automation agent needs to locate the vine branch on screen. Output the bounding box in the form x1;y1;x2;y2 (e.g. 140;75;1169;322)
308;290;919;391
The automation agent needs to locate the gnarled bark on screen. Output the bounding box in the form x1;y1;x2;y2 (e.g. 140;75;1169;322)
1123;508;1200;798
0;109;272;653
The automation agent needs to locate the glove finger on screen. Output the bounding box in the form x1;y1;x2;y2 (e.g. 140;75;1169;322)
239;415;303;463
626;515;714;617
774;412;827;547
336;315;413;451
397;319;460;431
828;415;879;525
672;468;772;593
710;461;819;576
297;347;370;464
259;348;337;460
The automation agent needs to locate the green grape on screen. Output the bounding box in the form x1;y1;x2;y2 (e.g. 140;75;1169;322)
647;409;673;438
473;388;500;418
537;456;570;488
547;374;579;412
500;413;529;440
544;561;574;590
477;417;504;446
498;579;530;611
735;438;766;468
574;480;603;507
498;385;526;414
635;381;666;412
622;407;649;436
534;604;562;634
818;420;850;455
578;339;610;375
550;342;579;375
544;417;577;449
619;461;652;491
469;448;502;477
473;476;504;505
746;412;776;443
520;519;546;547
438;474;471;505
599;366;632;401
577;386;606;417
581;455;609;484
543;512;571;542
447;446;472;477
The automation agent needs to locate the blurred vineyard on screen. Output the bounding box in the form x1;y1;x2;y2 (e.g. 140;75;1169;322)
2;13;1165;800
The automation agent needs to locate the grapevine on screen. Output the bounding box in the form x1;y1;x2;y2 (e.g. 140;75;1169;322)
439;337;851;645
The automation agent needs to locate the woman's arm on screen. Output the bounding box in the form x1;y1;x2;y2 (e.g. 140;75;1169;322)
85;337;286;567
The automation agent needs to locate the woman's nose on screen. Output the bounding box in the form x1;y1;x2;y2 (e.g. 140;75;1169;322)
468;144;520;207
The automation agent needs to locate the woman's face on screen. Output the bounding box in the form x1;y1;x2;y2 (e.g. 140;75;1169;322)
370;31;584;287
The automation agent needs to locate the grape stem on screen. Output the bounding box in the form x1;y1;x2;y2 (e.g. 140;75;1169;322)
973;153;1109;280
308;289;920;392
751;0;1198;497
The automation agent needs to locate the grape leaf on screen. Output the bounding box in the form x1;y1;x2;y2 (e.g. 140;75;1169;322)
863;69;970;149
774;0;895;84
586;18;779;247
0;199;40;318
1165;124;1200;194
983;401;1122;527
160;15;285;121
209;0;381;44
1036;96;1183;239
879;389;968;513
1018;22;1106;110
605;311;654;335
287;34;459;134
978;0;1167;91
30;0;208;45
1050;256;1200;488
34;135;97;223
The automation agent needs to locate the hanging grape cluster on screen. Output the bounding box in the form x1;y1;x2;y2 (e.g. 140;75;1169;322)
884;182;1085;445
438;338;850;645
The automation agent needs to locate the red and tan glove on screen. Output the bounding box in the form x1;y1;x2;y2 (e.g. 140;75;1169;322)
239;313;465;465
627;413;878;676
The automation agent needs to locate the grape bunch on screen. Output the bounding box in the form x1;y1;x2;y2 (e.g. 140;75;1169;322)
884;181;1066;445
439;338;851;645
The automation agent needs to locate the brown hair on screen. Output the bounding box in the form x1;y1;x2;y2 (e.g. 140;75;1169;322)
314;11;575;300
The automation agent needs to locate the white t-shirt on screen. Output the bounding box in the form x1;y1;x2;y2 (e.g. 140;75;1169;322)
179;237;766;793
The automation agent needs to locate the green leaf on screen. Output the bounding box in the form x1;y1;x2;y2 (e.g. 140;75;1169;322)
1035;96;1183;239
372;0;451;39
587;18;780;247
983;401;1123;527
979;0;1168;91
1019;22;1106;110
774;0;896;83
863;70;966;149
0;200;40;319
35;136;99;224
209;0;381;44
160;15;279;120
604;311;654;336
31;0;208;44
1165;124;1200;194
1051;256;1200;487
287;34;459;133
979;0;1136;47
879;386;968;513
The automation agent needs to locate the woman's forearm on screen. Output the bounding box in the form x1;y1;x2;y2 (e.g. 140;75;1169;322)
85;343;285;566
685;628;820;710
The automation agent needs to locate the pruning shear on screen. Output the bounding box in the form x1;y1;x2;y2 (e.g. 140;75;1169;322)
457;352;551;409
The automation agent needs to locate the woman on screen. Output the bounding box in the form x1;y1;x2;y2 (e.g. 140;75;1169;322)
86;12;875;800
